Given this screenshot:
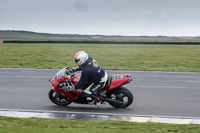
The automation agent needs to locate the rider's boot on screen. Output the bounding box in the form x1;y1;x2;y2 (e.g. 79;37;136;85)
86;94;104;107
94;97;104;107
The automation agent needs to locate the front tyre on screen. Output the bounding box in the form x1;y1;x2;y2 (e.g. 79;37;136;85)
49;89;72;106
106;87;133;108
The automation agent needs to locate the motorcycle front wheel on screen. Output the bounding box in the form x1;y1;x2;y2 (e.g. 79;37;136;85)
49;89;72;106
106;87;133;108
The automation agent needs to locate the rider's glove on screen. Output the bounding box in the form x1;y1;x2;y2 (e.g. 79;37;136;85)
66;67;78;75
67;86;75;91
72;67;82;72
71;67;77;72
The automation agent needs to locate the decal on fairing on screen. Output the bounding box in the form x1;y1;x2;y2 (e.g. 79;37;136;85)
62;72;65;77
113;81;125;86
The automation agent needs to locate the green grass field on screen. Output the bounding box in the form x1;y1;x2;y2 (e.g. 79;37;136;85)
0;117;200;133
0;43;200;72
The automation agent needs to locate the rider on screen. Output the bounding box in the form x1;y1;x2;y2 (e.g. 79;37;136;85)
73;51;108;106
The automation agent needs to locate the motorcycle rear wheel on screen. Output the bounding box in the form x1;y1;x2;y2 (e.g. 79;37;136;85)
49;89;72;106
106;87;133;108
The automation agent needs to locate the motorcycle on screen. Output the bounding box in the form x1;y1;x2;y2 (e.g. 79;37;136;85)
49;66;133;108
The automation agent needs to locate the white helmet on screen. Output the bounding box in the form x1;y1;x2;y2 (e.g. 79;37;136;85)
74;51;89;66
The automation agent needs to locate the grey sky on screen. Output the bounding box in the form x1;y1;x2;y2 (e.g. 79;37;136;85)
0;0;200;36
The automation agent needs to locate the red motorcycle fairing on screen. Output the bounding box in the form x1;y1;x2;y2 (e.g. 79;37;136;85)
106;74;132;91
51;87;84;101
52;78;67;88
51;72;85;102
71;73;81;84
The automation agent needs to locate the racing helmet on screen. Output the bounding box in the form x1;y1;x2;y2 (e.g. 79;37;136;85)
74;51;88;66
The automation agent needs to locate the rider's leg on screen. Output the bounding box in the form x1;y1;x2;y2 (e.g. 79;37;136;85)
83;82;106;100
83;71;108;103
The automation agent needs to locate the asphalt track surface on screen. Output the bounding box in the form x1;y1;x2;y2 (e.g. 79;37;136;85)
0;68;200;118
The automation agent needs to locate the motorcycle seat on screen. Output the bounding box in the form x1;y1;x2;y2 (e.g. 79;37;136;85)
104;76;112;89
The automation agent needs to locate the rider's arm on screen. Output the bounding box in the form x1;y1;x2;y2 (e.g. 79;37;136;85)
74;67;82;71
74;70;88;89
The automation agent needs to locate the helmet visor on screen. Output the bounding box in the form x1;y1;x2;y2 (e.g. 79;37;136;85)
75;58;80;63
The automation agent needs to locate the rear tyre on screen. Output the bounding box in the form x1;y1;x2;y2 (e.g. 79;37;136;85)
106;87;133;108
49;89;72;106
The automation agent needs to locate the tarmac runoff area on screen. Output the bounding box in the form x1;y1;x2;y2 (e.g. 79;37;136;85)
0;109;200;125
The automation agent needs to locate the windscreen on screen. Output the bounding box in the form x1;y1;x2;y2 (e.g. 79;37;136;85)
53;68;66;79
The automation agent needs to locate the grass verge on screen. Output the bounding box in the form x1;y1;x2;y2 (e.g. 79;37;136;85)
0;43;200;72
0;117;200;133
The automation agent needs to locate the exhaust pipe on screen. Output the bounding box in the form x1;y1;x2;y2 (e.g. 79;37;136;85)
104;98;122;104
